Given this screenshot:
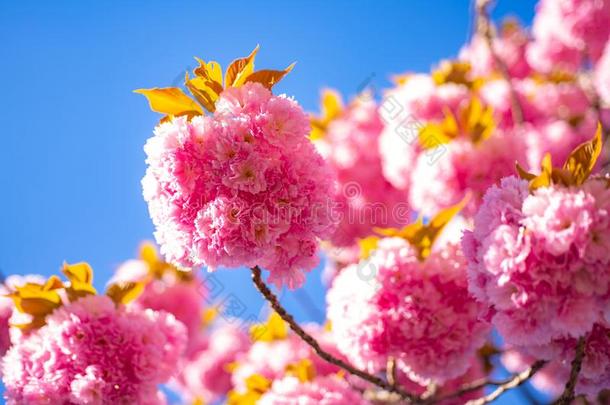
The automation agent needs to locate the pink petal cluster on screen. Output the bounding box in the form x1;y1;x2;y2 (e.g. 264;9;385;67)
175;323;250;403
258;374;370;405
527;0;610;73
596;41;610;105
326;237;490;384
111;258;206;355
2;294;186;404
0;293;12;358
378;74;467;192
231;325;342;391
314;96;408;250
397;357;486;404
409;131;527;217
463;177;610;347
378;74;531;216
142;82;336;289
503;323;610;400
501;349;565;398
459;22;532;79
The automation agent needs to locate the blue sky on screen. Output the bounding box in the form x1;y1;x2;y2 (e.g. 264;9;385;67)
0;1;545;403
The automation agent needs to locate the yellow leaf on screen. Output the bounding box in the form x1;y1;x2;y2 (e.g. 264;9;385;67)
358;235;380;260
418;121;454;149
134;87;202;118
515;161;536;181
205;61;223;86
245;373;272;393
250;311;288;342
227;374;271;405
244;62;296;90
62;262;97;301
8;277;65;331
12;294;61;316
432;60;472;87
529;153;553;190
309;89;344;140
11;316;47;332
562;123;603;186
194;58;223;90
185;73;220;113
374;197;468;260
139;241;159;269
460;97;495;144
62;262;93;285
105;281;144;306
285;359;316;383
225;45;259;88
43;275;64;291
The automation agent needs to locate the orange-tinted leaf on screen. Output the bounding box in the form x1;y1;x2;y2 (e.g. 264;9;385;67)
358;235;380;260
139;241;159;269
250;312;287;342
194;58;223;89
63;262;97;301
225;45;259;88
62;262;93;284
515;161;536;181
529;153;553;190
134;87;202;117
374;197;467;260
227;373;271;405
432;60;472;86
185;72;221;113
563;123;603;185
106;281;144;306
309;89;344;140
285;359;316;383
244;62;295;90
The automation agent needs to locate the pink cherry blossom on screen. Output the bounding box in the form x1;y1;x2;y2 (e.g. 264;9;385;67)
2;294;186;404
174;323;250;403
259;374;370;405
142;82;337;289
527;0;610;73
464;177;610;347
327;237;490;384
314;96;408;250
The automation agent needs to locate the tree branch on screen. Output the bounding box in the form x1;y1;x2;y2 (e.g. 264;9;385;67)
463;360;547;405
475;0;524;126
250;266;419;403
554;336;586;405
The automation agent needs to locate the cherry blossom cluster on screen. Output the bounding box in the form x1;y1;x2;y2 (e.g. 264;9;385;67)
2;0;610;403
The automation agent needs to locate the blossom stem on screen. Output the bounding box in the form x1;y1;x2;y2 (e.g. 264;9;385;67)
250;266;419;403
554;336;586;405
475;0;525;125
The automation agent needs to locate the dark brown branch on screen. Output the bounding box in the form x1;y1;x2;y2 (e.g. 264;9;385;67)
250;266;419;403
554;337;586;405
475;0;525;125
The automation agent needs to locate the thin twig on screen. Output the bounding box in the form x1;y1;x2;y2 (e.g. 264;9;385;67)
387;357;398;388
475;0;525;126
464;360;547;405
554;337;586;405
250;266;419;403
